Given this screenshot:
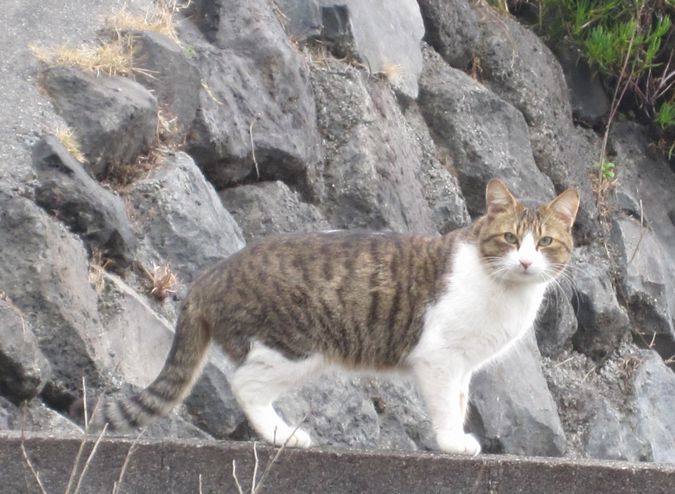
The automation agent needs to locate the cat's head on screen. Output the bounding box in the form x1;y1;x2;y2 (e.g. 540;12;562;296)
476;178;579;285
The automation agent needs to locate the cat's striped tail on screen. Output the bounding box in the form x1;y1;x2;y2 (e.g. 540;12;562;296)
78;308;211;430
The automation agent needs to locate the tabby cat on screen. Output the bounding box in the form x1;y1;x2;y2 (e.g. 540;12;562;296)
90;179;579;455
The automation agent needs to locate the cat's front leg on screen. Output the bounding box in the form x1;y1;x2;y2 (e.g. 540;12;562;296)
413;362;481;456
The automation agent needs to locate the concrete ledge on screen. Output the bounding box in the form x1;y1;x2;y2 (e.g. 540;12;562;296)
2;431;674;493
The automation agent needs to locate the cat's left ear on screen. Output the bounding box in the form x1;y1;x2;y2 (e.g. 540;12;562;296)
485;178;517;217
547;189;580;228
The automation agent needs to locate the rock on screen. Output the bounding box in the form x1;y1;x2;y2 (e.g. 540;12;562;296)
128;152;245;284
0;299;51;403
403;103;471;233
43;66;157;179
277;0;425;98
183;0;320;191
554;44;610;127
571;246;631;359
611;216;675;340
417;0;480;69
0;191;110;406
0;397;82;434
633;350;675;463
131;31;201;137
583;397;649;462
219;181;331;242
32;135;137;268
470;332;566;456
535;288;578;358
418;45;554;217
610;121;675;349
309;63;436;232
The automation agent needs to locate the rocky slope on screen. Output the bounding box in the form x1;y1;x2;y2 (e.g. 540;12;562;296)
1;0;674;463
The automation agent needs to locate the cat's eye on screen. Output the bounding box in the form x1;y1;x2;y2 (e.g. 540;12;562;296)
504;232;518;244
539;236;553;247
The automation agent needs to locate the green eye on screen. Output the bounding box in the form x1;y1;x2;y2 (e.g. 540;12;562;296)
539;236;553;247
504;232;518;244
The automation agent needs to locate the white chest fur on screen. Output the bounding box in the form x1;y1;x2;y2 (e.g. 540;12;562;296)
409;241;547;372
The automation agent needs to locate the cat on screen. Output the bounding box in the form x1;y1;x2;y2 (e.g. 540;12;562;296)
85;178;579;455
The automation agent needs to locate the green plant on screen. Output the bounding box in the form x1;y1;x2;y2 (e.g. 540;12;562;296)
656;100;675;128
599;159;616;180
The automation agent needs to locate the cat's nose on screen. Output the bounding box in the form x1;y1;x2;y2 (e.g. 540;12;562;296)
519;259;532;270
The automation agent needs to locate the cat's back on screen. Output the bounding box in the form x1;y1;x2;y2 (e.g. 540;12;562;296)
192;230;459;365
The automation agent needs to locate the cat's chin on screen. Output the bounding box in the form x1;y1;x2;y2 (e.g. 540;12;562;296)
499;269;547;285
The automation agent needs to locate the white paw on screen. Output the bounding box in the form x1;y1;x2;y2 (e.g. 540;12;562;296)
270;427;312;448
437;432;481;456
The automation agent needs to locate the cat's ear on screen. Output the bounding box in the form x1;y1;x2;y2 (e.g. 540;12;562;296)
547;189;580;228
485;179;517;216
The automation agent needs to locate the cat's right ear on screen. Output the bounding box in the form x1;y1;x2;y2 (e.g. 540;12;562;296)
485;178;517;217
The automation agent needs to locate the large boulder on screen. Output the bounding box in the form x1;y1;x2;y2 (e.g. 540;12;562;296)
0;191;111;407
131;31;201;137
308;62;436;232
633;350;675;462
219;181;331;242
0;299;51;403
418;45;554;217
470;333;566;456
277;0;425;98
127;152;245;285
571;246;632;359
42;66;157;179
183;0;321;192
33;135;137;268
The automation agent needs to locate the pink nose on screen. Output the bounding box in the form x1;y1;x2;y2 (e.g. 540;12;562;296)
520;259;532;270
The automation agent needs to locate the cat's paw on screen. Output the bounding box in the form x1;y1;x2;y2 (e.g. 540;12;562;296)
271;427;312;448
437;432;481;456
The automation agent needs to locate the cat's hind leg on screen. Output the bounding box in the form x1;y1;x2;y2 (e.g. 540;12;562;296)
230;342;321;448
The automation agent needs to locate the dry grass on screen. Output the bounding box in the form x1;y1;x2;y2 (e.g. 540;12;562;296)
31;35;136;77
104;1;180;44
88;249;111;294
143;262;177;301
375;62;404;82
55;125;87;162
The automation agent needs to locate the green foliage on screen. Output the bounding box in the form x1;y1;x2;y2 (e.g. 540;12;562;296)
599;159;616;180
657;100;675;128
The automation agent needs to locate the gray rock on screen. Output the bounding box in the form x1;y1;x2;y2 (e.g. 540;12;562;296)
610;121;675;344
33;135;137;268
469;332;566;456
633;350;675;463
131;31;201;137
184;0;320;191
583;397;649;462
278;0;425;98
309;63;436;232
612;216;675;340
418;46;554;217
571;246;631;359
0;397;81;434
0;299;50;403
219;181;331;242
535;288;578;358
403;103;471;233
43;66;157;179
554;44;610;127
128;152;245;284
417;0;480;69
0;191;109;404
